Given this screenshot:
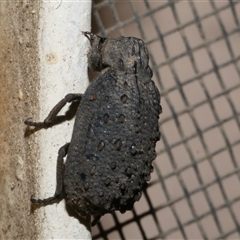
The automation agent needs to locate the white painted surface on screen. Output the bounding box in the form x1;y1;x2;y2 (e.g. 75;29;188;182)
36;1;92;239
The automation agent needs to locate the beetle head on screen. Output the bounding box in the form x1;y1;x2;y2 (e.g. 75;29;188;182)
83;32;151;77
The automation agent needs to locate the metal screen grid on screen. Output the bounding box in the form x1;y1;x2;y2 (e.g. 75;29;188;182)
91;1;240;239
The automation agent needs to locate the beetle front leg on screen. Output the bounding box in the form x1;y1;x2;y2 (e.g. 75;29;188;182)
25;93;82;127
31;142;70;204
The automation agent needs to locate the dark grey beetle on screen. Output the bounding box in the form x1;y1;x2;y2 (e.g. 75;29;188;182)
25;32;162;226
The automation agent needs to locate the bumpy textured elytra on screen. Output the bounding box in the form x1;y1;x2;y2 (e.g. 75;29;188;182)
25;32;162;226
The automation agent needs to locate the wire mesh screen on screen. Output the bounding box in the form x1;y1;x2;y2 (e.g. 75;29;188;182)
91;1;240;239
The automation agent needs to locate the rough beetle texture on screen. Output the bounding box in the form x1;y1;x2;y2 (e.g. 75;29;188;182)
64;33;161;223
25;32;162;226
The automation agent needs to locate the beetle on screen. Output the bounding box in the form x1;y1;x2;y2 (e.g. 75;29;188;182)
25;32;162;226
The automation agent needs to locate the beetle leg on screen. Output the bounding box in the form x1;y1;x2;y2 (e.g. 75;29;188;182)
25;93;82;127
31;143;70;204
